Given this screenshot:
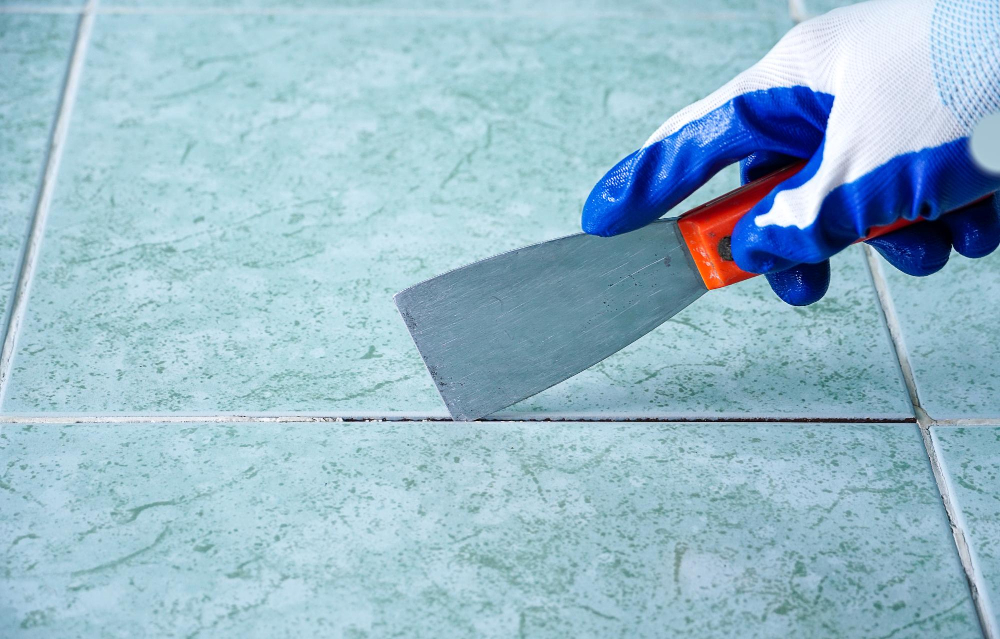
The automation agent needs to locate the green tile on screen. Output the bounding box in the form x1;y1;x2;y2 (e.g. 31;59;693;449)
0;14;74;332
799;0;860;18
932;425;1000;631
876;251;1000;419
0;421;980;637
3;14;910;418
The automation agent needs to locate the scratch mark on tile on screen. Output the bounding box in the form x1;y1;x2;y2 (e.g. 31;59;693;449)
71;526;169;577
117;499;179;524
180;140;196;164
9;533;38;548
153;71;227;102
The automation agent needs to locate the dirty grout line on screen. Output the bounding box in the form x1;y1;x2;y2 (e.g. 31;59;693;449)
94;6;765;20
864;245;996;639
0;4;783;20
862;246;928;424
929;419;1000;428
919;424;996;639
0;0;98;409
930;427;1000;631
0;5;82;13
0;413;916;425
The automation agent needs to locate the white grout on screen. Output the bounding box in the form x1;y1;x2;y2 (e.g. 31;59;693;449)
929;426;1000;637
0;412;916;425
917;423;995;639
930;418;1000;427
0;5;82;13
862;247;929;423
0;0;98;407
96;6;764;19
864;245;996;639
1;3;775;20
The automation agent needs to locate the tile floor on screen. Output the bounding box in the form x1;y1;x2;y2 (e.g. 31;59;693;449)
1;0;998;637
0;422;984;638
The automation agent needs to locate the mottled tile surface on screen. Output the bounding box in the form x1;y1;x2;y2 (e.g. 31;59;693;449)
3;14;911;418
0;14;74;330
932;425;1000;631
800;0;859;17
876;251;1000;419
0;421;979;638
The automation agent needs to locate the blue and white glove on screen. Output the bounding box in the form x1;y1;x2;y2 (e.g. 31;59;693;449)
582;0;1000;305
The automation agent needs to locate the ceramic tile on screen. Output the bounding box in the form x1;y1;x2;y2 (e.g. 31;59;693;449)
0;14;74;332
0;421;979;638
875;251;1000;420
932;425;1000;631
800;0;859;17
2;14;910;418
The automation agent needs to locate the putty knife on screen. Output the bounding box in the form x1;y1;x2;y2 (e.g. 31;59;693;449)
394;164;921;421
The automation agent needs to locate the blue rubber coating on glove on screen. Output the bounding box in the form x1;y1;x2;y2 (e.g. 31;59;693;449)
866;221;954;277
764;260;831;306
581;87;833;237
741;151;799;185
941;194;1000;258
767;197;999;304
731;136;1000;274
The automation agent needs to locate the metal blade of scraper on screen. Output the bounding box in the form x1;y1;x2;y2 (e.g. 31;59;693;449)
393;219;707;421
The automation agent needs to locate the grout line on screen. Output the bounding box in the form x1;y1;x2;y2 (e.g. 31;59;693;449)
0;413;917;425
931;427;999;633
0;4;780;20
0;0;97;408
0;5;82;13
929;418;1000;427
93;6;761;19
863;245;996;639
920;425;997;639
862;246;928;424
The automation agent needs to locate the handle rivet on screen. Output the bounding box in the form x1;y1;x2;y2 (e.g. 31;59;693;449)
717;236;733;262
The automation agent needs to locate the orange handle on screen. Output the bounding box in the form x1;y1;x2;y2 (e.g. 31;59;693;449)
676;163;975;290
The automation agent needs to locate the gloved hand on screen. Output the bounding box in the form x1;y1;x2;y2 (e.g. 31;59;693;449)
582;0;1000;305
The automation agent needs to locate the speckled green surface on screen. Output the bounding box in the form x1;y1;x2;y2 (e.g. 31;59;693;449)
0;14;74;332
1;14;911;418
1;3;997;636
876;252;1000;420
800;0;860;17
932;426;1000;631
0;421;981;638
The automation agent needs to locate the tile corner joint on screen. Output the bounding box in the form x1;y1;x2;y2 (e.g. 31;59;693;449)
863;246;997;638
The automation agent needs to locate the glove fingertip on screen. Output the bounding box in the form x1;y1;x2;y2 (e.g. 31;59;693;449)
765;261;831;306
943;196;1000;259
866;222;952;277
581;152;645;238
